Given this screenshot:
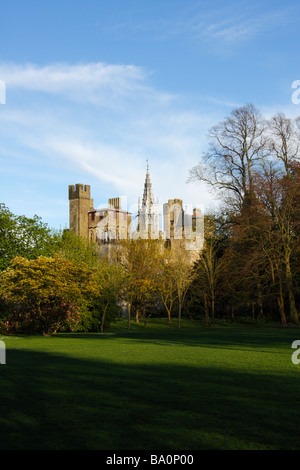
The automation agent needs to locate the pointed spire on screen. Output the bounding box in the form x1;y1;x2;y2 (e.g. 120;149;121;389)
138;160;160;238
142;160;154;206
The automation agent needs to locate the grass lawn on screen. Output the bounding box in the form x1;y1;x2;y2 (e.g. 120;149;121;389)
0;318;299;450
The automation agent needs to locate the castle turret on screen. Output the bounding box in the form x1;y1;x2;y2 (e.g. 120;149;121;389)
69;184;94;238
163;198;183;242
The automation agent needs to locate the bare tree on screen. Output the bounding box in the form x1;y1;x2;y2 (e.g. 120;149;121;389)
254;162;299;324
266;112;300;176
188;103;267;209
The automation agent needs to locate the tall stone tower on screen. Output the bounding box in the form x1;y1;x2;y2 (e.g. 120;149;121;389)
137;161;160;239
69;184;94;238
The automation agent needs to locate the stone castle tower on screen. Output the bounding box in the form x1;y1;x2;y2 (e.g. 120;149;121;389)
69;184;131;248
69;184;94;238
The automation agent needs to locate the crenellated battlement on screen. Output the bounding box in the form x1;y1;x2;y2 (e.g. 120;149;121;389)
69;183;94;238
69;184;91;200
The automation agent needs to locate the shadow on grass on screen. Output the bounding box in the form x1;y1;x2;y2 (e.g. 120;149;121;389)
0;345;299;450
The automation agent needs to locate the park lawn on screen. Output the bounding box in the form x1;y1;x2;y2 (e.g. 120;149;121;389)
0;319;299;450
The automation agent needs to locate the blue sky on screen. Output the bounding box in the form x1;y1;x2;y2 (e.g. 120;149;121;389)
0;0;300;230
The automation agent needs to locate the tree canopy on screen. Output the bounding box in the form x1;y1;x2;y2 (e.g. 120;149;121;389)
0;203;59;271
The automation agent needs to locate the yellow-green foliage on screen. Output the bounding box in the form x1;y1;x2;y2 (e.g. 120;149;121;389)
0;254;101;334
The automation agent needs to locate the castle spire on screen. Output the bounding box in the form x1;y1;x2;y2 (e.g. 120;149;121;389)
142;160;154;206
138;160;160;238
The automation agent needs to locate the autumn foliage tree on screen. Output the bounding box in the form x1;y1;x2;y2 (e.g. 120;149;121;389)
116;238;162;328
155;244;197;328
193;235;225;324
253;161;300;323
0;254;100;335
93;260;126;332
155;247;178;324
171;248;196;329
189;105;300;324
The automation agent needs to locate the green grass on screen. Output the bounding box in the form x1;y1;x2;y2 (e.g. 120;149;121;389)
0;319;300;450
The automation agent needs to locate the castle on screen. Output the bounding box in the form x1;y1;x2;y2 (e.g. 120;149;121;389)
69;162;203;257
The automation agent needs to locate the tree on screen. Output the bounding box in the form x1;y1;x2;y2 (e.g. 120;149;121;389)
155;247;178;324
94;260;126;333
227;197;271;321
116;238;161;329
0;254;100;335
254;161;299;324
193;235;225;324
0;203;59;271
266;112;300;176
187;105;300;325
188;103;267;209
163;246;196;329
56;229;100;267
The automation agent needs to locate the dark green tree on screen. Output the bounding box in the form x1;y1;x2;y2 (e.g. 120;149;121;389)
0;203;59;271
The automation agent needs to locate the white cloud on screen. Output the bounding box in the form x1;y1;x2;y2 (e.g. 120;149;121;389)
44;136;142;191
0;61;152;107
0;61;144;90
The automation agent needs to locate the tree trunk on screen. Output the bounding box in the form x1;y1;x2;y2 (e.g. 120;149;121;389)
257;282;264;319
178;301;182;329
211;291;215;325
252;302;255;320
231;304;235;320
100;305;108;333
142;308;149;328
286;260;298;323
166;305;172;324
277;277;286;325
204;293;209;325
128;303;131;330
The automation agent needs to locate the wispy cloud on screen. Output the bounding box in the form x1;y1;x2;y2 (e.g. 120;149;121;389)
0;62;144;91
103;2;297;50
0;62;154;108
198;7;293;45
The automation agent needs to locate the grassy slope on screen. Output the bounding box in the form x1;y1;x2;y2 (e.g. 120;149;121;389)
0;319;299;450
